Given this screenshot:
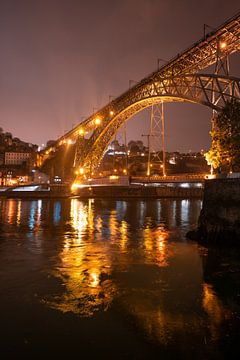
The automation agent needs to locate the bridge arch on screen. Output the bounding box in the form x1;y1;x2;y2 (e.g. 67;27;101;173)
73;73;240;174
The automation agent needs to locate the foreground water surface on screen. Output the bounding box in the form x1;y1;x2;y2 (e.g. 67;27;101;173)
0;198;240;359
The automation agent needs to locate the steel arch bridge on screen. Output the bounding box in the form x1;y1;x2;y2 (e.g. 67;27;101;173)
39;12;240;176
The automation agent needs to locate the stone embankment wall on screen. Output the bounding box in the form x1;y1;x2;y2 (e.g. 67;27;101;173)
0;184;203;199
75;185;203;199
197;179;240;243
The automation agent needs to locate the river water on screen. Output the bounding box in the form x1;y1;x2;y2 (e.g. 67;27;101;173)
0;198;240;359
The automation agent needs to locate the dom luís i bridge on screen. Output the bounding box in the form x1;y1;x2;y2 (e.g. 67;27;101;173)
38;12;240;188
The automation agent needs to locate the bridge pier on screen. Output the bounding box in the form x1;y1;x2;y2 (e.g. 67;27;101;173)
187;178;240;244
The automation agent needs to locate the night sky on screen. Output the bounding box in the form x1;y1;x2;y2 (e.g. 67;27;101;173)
0;0;239;151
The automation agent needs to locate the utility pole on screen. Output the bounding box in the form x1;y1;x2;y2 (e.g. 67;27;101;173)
210;38;229;175
148;104;167;177
123;123;128;175
142;134;151;176
161;101;166;177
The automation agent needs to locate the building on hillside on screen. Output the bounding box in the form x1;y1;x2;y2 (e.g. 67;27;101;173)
5;151;32;165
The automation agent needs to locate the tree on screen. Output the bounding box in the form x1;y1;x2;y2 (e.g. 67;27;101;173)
205;99;240;172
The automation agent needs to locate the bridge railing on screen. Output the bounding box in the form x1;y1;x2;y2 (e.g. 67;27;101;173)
132;174;207;183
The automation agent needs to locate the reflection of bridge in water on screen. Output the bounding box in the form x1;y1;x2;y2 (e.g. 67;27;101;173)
39;12;240;183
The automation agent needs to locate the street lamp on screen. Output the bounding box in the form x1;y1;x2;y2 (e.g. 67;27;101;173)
219;41;227;49
95;117;101;125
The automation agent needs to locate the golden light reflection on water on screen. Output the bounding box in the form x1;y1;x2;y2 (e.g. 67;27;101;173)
120;297;201;346
48;198;116;316
47;199;180;316
48;243;116;316
35;200;42;231
70;199;88;238
1;198;236;349
202;283;230;340
120;220;128;251
95;216;102;233
16;200;22;225
109;209;118;238
123;282;231;347
144;222;170;267
47;199;178;319
7;199;16;224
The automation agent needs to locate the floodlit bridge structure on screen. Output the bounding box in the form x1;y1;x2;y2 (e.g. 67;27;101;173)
39;12;240;179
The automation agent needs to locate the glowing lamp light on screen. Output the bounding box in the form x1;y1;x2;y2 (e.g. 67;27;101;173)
46;151;49;155
71;182;81;191
109;175;119;180
220;41;227;49
90;272;99;287
79;167;84;175
68;139;73;145
79;128;84;135
110;110;114;116
95;117;101;125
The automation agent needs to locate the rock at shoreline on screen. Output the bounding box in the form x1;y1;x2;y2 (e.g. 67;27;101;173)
186;178;240;245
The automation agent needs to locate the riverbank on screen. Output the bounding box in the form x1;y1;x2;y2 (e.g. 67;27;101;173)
72;184;203;199
0;184;203;199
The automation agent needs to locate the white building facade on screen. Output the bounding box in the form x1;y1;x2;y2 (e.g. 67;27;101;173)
5;152;31;165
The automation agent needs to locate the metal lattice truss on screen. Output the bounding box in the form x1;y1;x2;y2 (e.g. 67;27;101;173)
39;12;240;173
74;73;240;173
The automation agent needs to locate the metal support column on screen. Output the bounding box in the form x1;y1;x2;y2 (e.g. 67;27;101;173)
161;101;166;177
148;103;167;177
211;39;230;174
142;134;151;176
